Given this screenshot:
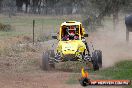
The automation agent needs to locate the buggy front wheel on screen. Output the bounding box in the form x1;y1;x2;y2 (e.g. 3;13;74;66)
42;50;55;70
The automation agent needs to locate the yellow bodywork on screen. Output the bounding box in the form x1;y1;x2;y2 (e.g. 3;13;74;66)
57;40;86;54
56;21;87;59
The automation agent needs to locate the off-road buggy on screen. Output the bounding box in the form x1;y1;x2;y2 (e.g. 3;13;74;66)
42;21;102;71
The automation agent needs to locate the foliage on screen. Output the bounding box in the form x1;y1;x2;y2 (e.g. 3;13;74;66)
81;0;131;31
0;23;12;32
0;0;132;15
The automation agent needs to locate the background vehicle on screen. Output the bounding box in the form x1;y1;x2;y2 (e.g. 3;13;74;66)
42;21;102;71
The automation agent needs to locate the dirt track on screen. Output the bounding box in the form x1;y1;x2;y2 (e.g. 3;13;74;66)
0;71;78;88
0;17;131;88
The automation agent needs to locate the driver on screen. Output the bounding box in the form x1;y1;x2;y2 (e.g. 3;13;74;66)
67;26;79;40
63;26;79;40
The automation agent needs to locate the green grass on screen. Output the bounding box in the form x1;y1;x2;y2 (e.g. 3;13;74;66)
0;16;81;27
96;60;132;80
0;16;81;39
66;60;132;88
0;31;26;36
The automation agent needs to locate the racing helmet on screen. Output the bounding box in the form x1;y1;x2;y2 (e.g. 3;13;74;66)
67;26;76;36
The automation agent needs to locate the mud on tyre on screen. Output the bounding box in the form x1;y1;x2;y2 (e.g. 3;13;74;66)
42;50;55;70
92;50;102;71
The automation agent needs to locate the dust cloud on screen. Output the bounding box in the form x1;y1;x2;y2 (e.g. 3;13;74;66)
88;17;132;68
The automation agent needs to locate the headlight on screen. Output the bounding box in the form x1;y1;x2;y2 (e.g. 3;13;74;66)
77;46;83;52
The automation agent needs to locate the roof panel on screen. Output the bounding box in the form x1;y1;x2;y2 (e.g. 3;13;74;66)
61;21;81;26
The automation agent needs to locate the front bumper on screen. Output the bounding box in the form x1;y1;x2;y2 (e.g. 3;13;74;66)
55;51;83;62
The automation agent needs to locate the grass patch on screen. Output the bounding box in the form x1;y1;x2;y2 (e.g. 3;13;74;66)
0;16;81;40
66;60;132;87
0;31;26;37
96;60;132;80
0;16;80;27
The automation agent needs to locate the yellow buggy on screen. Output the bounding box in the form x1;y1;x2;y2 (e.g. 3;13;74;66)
42;21;102;71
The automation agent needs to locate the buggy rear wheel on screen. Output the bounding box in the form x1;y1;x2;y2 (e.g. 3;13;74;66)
95;50;102;68
92;51;99;71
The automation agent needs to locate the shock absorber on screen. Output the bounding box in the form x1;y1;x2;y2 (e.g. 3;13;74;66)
54;53;62;62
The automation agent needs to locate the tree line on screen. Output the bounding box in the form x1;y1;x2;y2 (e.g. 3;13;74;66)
0;0;84;14
0;0;131;15
0;0;132;30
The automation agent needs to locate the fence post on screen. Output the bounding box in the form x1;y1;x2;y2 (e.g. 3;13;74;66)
33;20;35;45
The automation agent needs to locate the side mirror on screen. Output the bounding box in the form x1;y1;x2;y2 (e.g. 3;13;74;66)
84;34;88;37
52;35;57;39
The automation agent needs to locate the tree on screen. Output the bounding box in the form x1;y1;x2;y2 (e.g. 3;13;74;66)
82;0;131;31
0;0;4;12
